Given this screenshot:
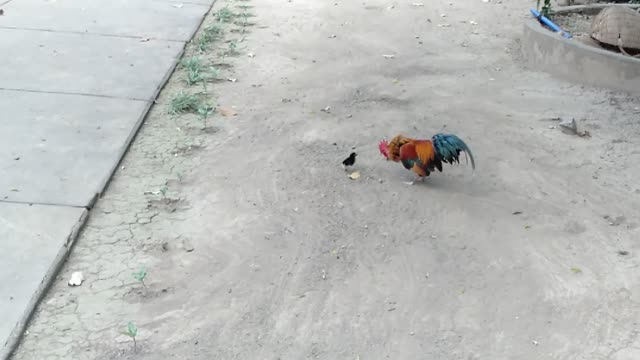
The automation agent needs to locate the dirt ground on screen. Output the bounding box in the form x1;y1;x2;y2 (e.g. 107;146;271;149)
11;0;640;359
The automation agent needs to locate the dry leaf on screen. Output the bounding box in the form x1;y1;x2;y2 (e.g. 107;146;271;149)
218;107;238;117
349;171;360;180
227;78;237;82
139;38;150;42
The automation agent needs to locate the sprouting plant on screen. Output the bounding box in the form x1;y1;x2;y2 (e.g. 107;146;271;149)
209;66;221;80
215;7;235;23
168;91;200;114
536;0;552;18
197;102;216;129
181;56;202;71
181;56;203;85
204;24;224;37
159;185;168;198
228;40;238;52
122;322;138;351
197;24;224;52
132;267;147;287
220;40;242;61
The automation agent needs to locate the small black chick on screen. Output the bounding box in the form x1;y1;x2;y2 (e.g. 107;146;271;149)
342;152;357;170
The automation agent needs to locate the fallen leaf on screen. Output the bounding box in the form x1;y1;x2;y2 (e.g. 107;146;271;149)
68;271;84;286
227;78;237;82
524;225;531;229
321;106;331;112
512;211;522;215
570;267;582;274
10;188;19;192
218;107;238;117
183;238;195;252
139;38;150;42
349;171;360;180
329;34;337;38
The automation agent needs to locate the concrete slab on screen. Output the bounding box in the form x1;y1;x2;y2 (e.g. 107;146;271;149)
521;18;640;94
0;203;86;356
0;0;210;41
0;90;149;207
0;28;184;100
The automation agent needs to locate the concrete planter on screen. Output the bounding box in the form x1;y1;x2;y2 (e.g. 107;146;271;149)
520;5;640;94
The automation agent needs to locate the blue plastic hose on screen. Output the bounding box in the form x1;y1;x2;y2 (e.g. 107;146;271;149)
530;8;572;39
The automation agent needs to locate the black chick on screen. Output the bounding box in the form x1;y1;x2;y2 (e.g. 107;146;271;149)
342;152;357;170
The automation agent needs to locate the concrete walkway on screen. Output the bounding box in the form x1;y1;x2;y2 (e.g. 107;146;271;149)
0;0;212;357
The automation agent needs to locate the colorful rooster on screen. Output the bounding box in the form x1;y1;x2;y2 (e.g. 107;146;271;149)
379;133;475;183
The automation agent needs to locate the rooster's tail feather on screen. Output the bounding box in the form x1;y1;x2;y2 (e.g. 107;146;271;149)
432;133;476;171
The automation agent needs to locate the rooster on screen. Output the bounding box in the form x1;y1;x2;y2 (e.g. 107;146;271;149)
379;133;475;184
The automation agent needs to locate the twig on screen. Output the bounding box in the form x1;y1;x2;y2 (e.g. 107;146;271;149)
617;34;640;58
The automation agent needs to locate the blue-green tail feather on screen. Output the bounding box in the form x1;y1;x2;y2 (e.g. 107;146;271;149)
432;133;476;171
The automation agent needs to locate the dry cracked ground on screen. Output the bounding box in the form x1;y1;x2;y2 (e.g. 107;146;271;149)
12;0;640;359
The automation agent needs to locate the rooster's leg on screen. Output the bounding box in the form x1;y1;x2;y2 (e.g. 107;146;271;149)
404;174;423;186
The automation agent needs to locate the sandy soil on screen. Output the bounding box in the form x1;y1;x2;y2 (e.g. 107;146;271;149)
11;0;640;359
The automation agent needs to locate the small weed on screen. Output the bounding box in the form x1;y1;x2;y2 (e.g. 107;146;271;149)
215;7;235;23
220;40;244;60
197;24;224;52
181;56;202;71
122;322;138;351
159;185;168;198
204;24;224;37
536;0;552;18
570;267;582;274
169;91;200;114
236;4;253;10
181;56;203;85
197;102;216;129
209;66;222;80
176;171;184;183
228;40;238;52
132;267;148;287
